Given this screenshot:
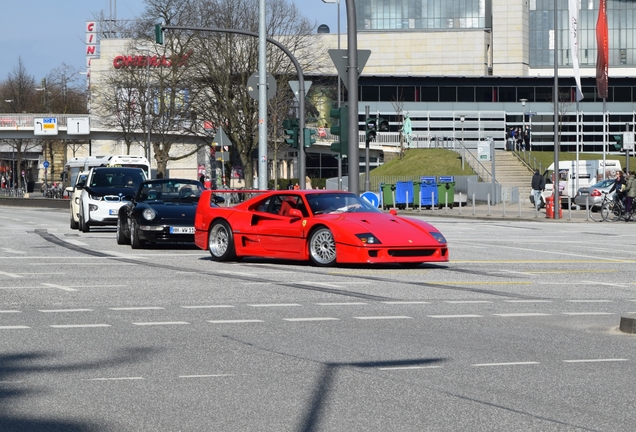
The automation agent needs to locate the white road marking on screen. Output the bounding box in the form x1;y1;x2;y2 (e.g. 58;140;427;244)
444;300;493;304
382;301;430;305
563;359;629;363
472;362;540;367
428;314;483;318
379;366;443;371
50;324;111;328
504;300;553;303
354;316;412;320
132;321;190;326
562;312;614;316
493;313;551;317
110;307;165;311
0;271;21;278
0;310;21;313
84;377;144;381
566;300;612;303
179;374;234;378
1;248;26;255
207;319;264;324
0;326;30;329
40;283;77;292
316;302;368;306
181;305;235;309
38;309;93;313
283;317;340;322
64;239;89;246
248;303;301;307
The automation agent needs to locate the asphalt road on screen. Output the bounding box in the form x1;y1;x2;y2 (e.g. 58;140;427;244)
1;206;635;432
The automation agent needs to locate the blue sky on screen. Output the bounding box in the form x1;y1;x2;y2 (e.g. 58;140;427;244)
0;0;341;84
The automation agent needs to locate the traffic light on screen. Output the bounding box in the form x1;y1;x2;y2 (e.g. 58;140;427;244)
365;118;377;143
612;134;623;151
329;102;348;155
303;128;317;148
283;118;299;148
378;118;389;132
154;24;164;45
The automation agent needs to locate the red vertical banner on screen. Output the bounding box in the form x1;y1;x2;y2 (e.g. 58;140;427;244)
596;0;609;99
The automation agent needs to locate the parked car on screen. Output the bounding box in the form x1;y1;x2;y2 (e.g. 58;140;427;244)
117;178;215;248
67;171;88;230
574;178;616;208
194;190;449;266
78;167;146;232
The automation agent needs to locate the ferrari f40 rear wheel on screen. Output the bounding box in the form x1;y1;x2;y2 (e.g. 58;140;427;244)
208;220;236;261
309;228;336;266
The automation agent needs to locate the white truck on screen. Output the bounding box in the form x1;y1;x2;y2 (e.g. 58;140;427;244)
532;159;622;208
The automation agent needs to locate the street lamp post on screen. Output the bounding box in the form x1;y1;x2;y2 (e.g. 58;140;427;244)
322;0;342;189
520;99;527;152
135;47;152;171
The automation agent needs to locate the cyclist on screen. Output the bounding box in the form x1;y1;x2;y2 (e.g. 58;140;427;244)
624;171;636;221
609;170;627;208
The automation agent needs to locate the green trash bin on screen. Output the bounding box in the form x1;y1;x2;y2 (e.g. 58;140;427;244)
437;176;455;209
380;183;395;210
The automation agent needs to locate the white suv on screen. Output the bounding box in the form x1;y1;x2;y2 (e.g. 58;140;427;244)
67;171;88;230
78;167;146;232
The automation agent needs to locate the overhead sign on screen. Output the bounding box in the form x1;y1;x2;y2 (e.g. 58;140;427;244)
328;49;371;90
67;117;90;135
34;118;58;136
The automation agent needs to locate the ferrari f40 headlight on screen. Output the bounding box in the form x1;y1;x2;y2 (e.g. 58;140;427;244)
142;208;156;221
355;233;381;244
429;231;447;244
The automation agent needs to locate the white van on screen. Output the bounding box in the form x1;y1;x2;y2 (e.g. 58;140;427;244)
531;159;622;208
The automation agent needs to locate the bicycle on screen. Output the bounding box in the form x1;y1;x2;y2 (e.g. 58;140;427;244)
598;192;630;222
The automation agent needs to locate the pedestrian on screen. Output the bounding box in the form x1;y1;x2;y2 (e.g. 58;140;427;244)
199;174;205;184
623;171;636;221
531;169;545;210
524;126;531;151
293;182;300;190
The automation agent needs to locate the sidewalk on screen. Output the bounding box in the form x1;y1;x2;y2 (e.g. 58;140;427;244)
390;201;593;222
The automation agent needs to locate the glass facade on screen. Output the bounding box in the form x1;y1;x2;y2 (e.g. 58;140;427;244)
529;0;636;68
357;0;488;30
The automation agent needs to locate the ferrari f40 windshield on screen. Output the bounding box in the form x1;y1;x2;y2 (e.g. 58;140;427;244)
306;193;381;215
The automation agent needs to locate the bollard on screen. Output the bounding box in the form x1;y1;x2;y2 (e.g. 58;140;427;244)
487;193;491;216
406;191;409;211
502;197;506;217
567;197;572;221
392;191;396;210
518;198;521;218
586;195;590;221
445;191;449;212
419;189;422;213
431;191;435;212
472;193;476;215
459;192;462;214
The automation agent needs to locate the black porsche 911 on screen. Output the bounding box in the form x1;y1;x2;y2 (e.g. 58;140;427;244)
116;178;207;248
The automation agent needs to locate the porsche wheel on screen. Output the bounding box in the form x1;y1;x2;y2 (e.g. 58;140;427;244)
130;220;145;249
117;216;130;245
309;228;336;266
208;220;235;261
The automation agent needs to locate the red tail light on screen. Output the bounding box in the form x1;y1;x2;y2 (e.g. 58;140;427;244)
590;189;602;197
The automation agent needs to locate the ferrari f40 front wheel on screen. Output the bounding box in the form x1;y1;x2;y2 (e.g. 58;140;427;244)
309;228;336;266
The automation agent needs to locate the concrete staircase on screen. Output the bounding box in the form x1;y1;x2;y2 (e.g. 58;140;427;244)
467;150;534;198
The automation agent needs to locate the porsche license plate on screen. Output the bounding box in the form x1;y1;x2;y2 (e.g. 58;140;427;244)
170;226;194;234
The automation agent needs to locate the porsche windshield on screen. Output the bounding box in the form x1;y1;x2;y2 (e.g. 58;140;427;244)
137;180;203;202
306;193;381;215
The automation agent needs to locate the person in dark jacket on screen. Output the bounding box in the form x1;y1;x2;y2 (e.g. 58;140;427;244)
531;169;545;210
609;170;627;206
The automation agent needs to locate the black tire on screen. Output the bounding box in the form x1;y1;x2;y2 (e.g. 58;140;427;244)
208;220;235;261
79;213;89;233
308;227;336;266
589;205;604;222
130;220;145;249
117;215;130;245
70;212;78;230
601;201;622;222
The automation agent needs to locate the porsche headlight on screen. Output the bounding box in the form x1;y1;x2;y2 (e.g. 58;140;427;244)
355;233;381;244
430;231;447;244
142;208;156;220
